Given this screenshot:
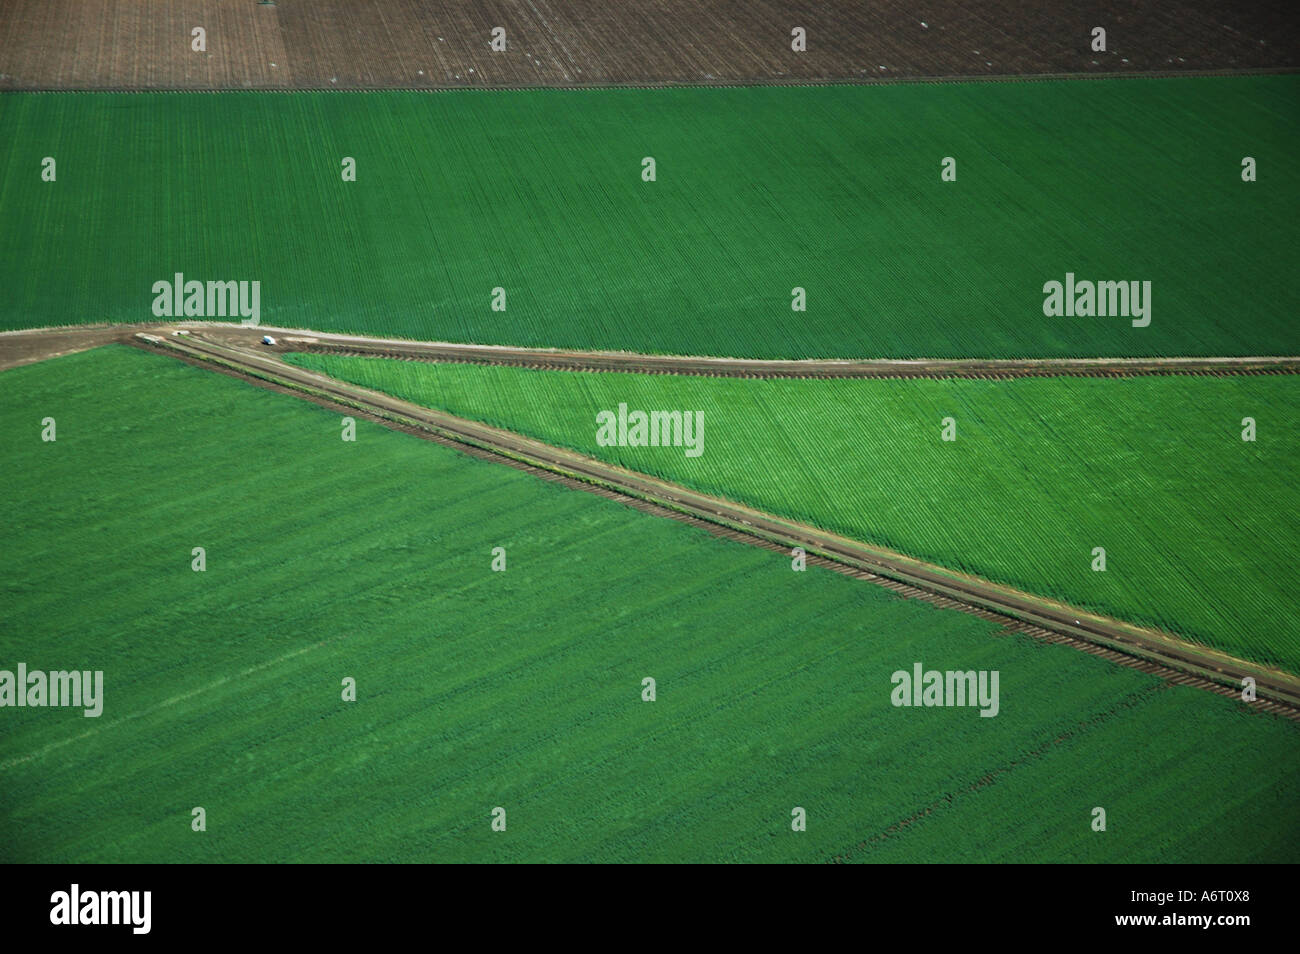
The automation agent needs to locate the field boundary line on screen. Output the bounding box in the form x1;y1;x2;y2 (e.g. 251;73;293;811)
27;322;1290;379
6;323;1300;378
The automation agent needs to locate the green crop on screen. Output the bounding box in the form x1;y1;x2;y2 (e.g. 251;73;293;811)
1;77;1297;358
2;345;1295;863
284;354;1300;676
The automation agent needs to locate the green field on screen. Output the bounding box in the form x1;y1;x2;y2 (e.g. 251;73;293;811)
281;354;1300;675
2;345;1296;862
2;77;1298;357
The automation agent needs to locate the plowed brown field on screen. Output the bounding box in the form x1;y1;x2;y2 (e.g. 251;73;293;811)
1;0;1295;90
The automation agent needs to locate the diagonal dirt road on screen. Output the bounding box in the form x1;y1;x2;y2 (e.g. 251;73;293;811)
118;327;1300;716
7;321;1299;714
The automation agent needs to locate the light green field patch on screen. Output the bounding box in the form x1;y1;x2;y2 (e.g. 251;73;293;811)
283;353;1300;675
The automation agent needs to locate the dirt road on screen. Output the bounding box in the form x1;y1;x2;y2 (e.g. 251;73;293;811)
123;328;1300;716
157;323;1300;379
9;322;1300;378
9;321;1298;715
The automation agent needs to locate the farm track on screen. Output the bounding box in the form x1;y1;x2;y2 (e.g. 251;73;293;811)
174;326;1300;380
294;345;1300;381
105;328;1300;719
1;0;1295;90
9;323;1300;379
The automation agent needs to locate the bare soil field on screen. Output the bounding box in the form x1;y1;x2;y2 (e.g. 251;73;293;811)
0;0;1295;90
0;325;128;371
